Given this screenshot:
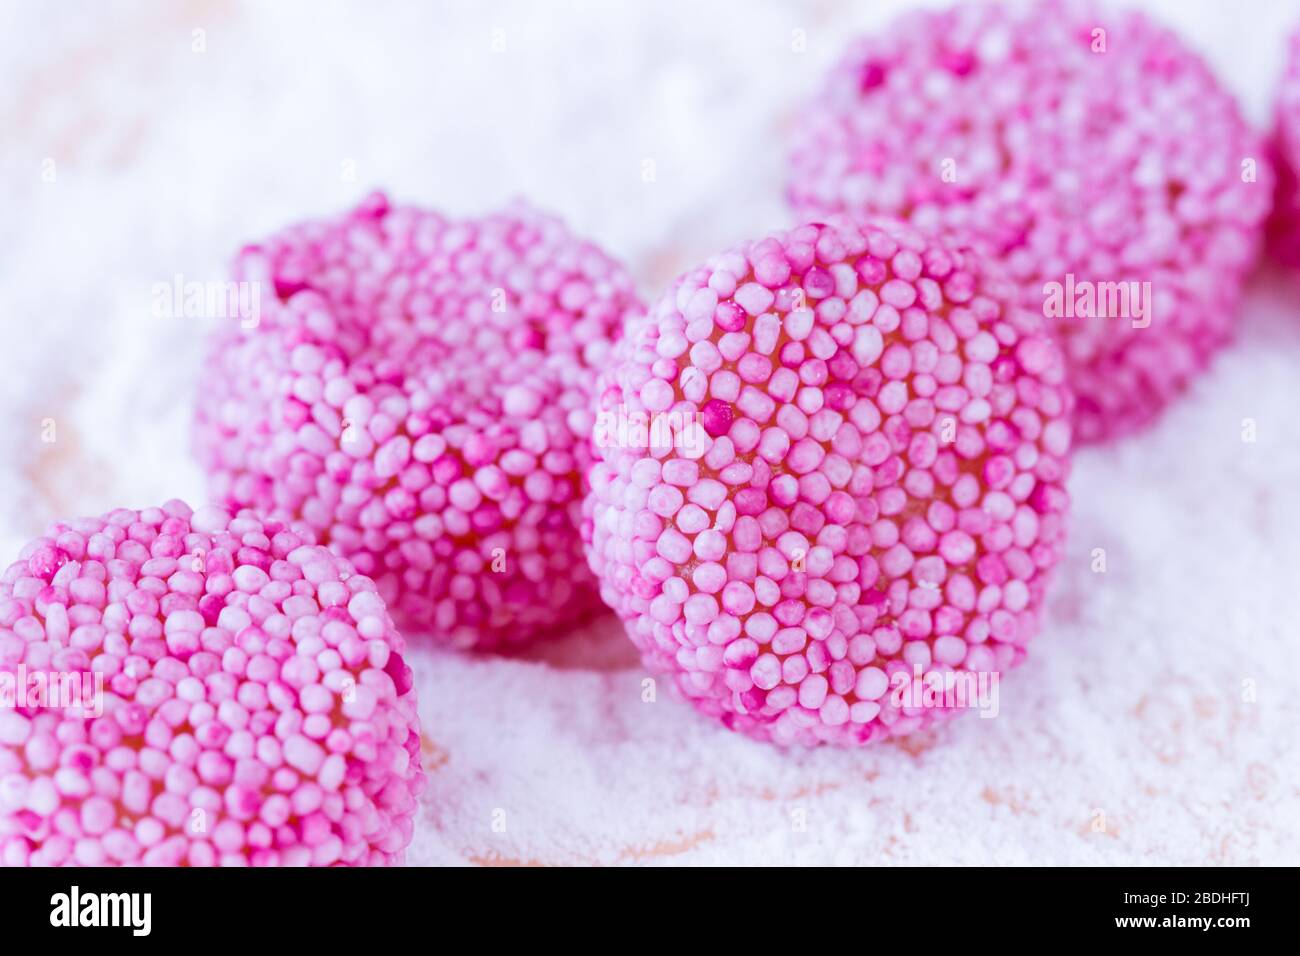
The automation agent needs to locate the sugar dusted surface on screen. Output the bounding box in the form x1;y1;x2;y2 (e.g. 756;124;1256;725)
2;0;1298;864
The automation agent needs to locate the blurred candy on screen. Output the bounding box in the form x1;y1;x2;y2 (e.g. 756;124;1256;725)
1269;26;1300;267
789;1;1271;442
195;194;643;650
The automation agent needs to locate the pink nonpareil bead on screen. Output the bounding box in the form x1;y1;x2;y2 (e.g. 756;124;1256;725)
584;218;1073;747
194;193;642;651
0;502;424;867
789;2;1272;443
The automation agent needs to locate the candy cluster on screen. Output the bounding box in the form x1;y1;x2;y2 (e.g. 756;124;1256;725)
0;502;423;866
789;2;1271;442
195;193;643;650
7;6;1289;876
585;218;1072;746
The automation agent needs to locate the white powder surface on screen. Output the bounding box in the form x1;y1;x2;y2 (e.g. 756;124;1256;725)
1;0;1297;865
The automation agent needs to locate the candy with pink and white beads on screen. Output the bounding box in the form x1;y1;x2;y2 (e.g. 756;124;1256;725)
0;501;423;866
195;193;643;650
584;218;1072;746
789;2;1271;443
1269;26;1300;267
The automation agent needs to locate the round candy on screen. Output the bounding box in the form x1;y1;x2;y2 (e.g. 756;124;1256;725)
195;193;642;650
585;218;1072;747
788;2;1271;442
0;501;423;866
1269;26;1300;267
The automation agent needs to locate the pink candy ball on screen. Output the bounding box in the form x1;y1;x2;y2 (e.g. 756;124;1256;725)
788;2;1271;443
194;193;642;650
584;218;1072;747
0;501;423;866
1269;27;1300;267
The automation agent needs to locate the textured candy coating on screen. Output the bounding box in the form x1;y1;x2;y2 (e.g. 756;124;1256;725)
789;1;1270;442
585;218;1072;747
0;501;422;866
195;193;642;649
